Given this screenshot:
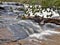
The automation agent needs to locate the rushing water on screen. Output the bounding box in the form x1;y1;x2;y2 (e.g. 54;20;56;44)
0;3;60;44
0;20;42;43
8;20;42;40
29;23;60;41
0;19;60;43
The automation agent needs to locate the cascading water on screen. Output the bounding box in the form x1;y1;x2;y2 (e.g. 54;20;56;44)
0;19;60;44
0;2;60;45
29;23;60;44
8;20;42;40
0;20;42;43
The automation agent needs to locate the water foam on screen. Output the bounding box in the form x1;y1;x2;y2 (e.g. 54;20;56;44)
29;29;60;40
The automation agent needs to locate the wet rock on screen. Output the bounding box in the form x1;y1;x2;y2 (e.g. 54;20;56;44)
0;20;42;44
0;7;5;10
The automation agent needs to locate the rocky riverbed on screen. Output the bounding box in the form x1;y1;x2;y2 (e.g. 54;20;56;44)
0;2;60;45
0;20;60;45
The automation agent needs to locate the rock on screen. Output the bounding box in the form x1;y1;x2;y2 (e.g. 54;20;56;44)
0;20;42;44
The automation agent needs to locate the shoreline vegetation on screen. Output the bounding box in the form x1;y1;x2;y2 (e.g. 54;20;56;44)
0;2;60;25
0;0;60;7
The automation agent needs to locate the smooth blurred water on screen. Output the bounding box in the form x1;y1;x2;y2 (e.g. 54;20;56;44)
0;19;60;42
29;23;60;40
0;3;60;43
